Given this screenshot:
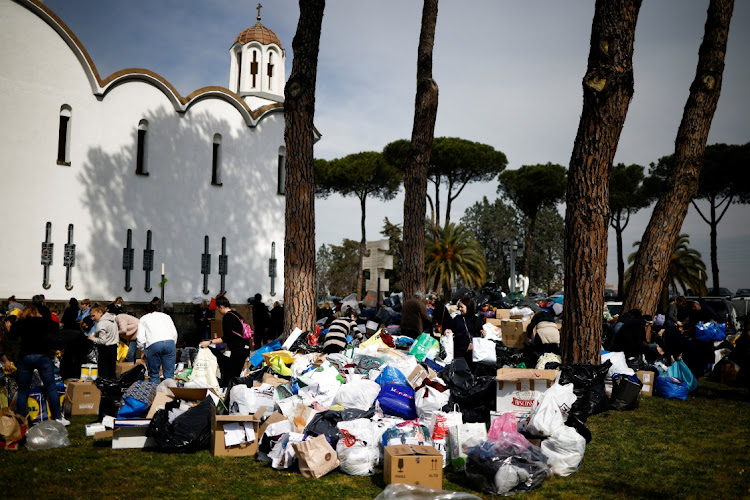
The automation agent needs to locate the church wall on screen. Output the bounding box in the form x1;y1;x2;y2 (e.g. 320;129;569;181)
0;0;286;305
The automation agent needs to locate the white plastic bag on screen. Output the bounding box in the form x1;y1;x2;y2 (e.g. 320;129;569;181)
449;422;487;470
541;424;586;476
336;418;380;476
414;381;450;420
229;383;275;414
440;331;454;363
602;351;635;379
189;347;221;392
334;379;381;411
537;383;577;422
472;337;497;364
269;431;304;469
25;420;70;450
527;391;564;437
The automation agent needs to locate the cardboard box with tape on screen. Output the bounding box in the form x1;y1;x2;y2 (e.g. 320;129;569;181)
384;444;443;489
495;368;558;414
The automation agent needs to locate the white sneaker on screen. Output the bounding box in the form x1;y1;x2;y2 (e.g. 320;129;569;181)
55;417;71;427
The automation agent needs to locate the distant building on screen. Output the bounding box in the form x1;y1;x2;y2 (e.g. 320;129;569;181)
0;0;293;303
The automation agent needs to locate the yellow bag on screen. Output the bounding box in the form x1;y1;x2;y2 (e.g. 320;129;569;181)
267;356;293;376
360;330;387;349
262;350;296;365
117;342;129;362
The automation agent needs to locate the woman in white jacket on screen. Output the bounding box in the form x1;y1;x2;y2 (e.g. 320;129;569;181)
89;304;119;380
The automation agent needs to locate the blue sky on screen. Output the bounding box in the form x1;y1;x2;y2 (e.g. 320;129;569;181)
43;0;750;292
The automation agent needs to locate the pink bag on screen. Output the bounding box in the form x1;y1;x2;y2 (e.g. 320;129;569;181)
487;412;530;450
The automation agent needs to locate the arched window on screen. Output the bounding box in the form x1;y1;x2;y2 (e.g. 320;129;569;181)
212;134;223;186
267;52;274;90
136;119;149;175
236;50;243;92
277;146;286;195
57;105;72;165
250;49;259;88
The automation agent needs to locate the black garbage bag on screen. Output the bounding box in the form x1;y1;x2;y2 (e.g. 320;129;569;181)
514;300;542;313
495;345;525;368
304;408;375;448
451;287;475;302
564;414;592;443
626;356;649;371
290;334;324;353
558;361;612;421
146;397;214;453
465;439;551;495
95;364;146;419
610;374;642;411
440;358;474;393
222;368;267;410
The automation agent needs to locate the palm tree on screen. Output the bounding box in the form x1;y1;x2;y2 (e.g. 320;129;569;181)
425;222;486;299
625;234;708;309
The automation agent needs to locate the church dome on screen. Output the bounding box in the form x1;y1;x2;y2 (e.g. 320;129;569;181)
235;22;282;49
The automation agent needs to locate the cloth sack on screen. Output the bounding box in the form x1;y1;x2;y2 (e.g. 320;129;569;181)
292;435;340;478
535;321;560;344
189;348;221;392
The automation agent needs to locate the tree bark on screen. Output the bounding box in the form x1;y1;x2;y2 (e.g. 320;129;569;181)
623;0;733;314
523;210;537;282
283;0;325;335
612;212;625;300
357;195;367;301
709;197;719;293
402;0;439;300
561;0;641;365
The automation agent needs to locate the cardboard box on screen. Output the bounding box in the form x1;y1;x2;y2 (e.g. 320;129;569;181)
64;381;101;417
112;419;156;449
496;368;558;414
146;392;175;419
485;318;503;327
406;365;437;389
495;309;511;320
384;444;443;489
636;370;654;396
116;360;146;378
210;405;262;457
500;319;530;349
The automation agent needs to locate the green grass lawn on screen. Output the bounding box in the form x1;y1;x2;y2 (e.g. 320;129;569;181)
2;379;748;500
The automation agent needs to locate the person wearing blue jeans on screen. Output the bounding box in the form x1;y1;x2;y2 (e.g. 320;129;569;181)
145;340;176;380
9;304;69;426
16;353;64;422
137;303;178;382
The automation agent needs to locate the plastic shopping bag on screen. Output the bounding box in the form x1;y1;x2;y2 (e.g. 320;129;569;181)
409;333;437;362
472;338;497;365
541;425;586;476
654;376;688;400
666;359;698;393
695;321;726;342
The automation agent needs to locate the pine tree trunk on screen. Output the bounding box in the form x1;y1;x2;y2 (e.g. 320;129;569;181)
357;195;366;301
623;0;733;315
710;198;720;293
523;210;537;281
561;0;641;365
402;0;439;300
615;216;625;300
283;0;325;335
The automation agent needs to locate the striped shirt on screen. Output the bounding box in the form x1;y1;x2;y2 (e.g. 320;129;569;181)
324;318;355;353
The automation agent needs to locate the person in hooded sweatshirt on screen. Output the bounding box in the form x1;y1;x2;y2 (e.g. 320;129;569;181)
88;304;119;380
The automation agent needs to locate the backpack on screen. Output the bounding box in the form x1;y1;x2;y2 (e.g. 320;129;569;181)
229;311;254;341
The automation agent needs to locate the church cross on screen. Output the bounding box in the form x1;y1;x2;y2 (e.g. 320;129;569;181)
256;3;263;23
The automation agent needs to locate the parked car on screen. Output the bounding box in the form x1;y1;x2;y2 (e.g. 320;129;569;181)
605;301;623;317
709;287;734;299
604;288;617;301
735;288;750;298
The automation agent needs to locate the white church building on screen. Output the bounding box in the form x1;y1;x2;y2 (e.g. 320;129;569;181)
0;0;290;305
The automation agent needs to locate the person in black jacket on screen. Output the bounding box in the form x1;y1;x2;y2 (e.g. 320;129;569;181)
200;295;249;385
9;305;69;425
445;297;481;366
251;294;270;348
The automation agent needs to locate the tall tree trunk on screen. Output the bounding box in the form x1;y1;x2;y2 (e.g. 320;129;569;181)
523;210;537;281
561;0;641;365
434;175;441;228
283;0;325;335
357;195;367;301
614;215;625;300
402;0;439;300
709;196;720;293
623;0;733;314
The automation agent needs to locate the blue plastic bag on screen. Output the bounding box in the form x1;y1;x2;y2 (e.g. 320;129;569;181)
117;396;149;419
377;383;417;419
249;339;282;367
695;321;726;342
375;366;409;387
654;375;688;400
666;359;699;393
